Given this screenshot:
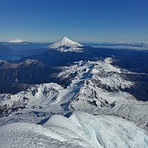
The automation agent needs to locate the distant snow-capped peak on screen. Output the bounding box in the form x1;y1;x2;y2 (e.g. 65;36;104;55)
47;37;83;52
8;39;24;43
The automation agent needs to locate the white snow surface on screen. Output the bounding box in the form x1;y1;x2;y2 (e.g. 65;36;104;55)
47;37;83;52
0;112;148;148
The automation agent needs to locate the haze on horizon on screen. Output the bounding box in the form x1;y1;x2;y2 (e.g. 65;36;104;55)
0;0;148;43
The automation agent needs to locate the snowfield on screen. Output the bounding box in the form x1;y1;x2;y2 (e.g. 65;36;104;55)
0;112;148;148
0;57;148;147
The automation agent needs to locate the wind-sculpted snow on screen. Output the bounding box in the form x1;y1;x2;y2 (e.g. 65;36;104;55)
0;112;148;148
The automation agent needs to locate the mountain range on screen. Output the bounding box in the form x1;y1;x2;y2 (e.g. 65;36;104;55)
0;37;148;147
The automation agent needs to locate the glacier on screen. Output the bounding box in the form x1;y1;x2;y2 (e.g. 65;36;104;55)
0;112;148;148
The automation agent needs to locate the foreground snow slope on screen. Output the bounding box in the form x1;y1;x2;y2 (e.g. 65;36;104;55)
0;112;148;148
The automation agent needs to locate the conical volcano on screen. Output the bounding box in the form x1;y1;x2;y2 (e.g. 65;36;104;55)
47;37;83;52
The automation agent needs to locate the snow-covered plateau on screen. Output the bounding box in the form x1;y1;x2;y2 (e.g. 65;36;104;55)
0;57;148;147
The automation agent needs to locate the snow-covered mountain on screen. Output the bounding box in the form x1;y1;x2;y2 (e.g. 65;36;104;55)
8;39;24;43
0;57;148;147
47;37;83;52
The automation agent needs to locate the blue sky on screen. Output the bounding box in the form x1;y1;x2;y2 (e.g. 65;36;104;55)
0;0;148;42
